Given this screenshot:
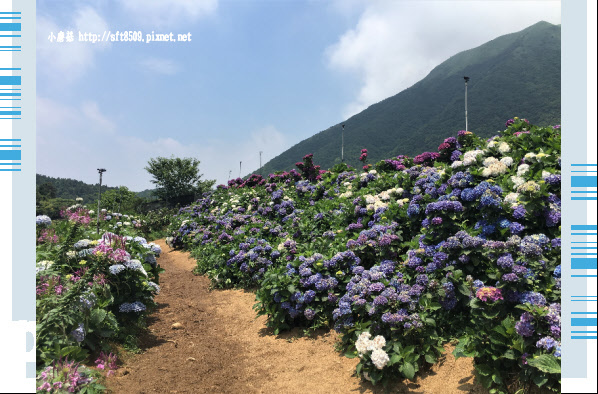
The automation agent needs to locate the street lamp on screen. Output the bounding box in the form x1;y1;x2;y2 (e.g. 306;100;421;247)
96;168;106;234
341;124;345;162
464;76;470;131
259;151;263;175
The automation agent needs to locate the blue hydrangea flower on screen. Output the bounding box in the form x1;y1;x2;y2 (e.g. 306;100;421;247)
71;323;85;343
119;301;147;313
36;215;52;227
109;264;126;275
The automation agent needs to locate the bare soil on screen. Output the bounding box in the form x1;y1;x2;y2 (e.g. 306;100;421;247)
105;240;487;394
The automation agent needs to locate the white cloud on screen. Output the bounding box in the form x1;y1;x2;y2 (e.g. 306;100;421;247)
81;101;116;133
327;0;561;119
37;6;110;84
119;0;218;27
140;57;181;75
37;95;289;190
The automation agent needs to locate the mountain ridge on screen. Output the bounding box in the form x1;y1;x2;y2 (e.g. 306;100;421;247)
258;21;560;175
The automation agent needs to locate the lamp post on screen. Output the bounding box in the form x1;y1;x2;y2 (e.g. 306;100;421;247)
117;186;122;213
464;76;470;131
341;124;345;163
96;168;106;234
259;151;263;175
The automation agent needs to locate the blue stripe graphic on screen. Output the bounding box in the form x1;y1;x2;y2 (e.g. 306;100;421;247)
0;76;21;85
572;176;598;187
0;23;21;31
0;150;21;160
572;318;598;326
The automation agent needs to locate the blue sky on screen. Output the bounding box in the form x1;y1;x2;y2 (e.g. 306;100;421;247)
36;0;561;191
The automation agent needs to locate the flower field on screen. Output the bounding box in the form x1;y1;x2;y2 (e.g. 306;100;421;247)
165;118;561;393
36;208;164;392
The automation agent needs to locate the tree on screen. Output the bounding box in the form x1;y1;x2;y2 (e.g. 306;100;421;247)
38;182;57;200
97;186;143;213
145;156;215;207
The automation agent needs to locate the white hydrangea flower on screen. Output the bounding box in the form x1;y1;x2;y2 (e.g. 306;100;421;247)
498;142;511;154
524;152;537;162
505;193;520;205
365;195;376;205
517;164;530;177
511;176;526;188
482;161;508;177
339;191;353;198
355;332;372;355
371;335;386;350
378;191;391;201
483;157;499;167
463;150;484;166
370;348;390;370
500;157;514;167
542;170;551;180
487;140;497;148
451;160;463;169
369;170;377;175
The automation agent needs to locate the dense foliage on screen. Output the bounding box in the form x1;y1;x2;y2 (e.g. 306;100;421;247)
36;205;164;392
259;22;560;176
167;118;561;392
145;156;216;207
36;174;122;204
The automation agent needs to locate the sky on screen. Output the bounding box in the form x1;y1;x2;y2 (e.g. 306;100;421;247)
36;0;561;191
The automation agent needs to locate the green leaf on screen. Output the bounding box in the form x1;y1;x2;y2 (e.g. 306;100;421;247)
527;354;561;374
491;373;503;385
401;362;416;380
502;349;517;360
389;354;401;366
475;364;492;376
425;354;437;364
90;309;107;325
533;375;549;387
402;345;416;357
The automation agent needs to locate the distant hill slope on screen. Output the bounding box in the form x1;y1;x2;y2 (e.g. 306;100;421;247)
36;174;156;202
260;21;560;174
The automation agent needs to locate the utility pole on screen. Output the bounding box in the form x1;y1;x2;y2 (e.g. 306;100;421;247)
96;168;106;234
259;151;263;175
239;161;242;178
228;170;232;182
118;186;122;213
464;76;470;131
341;124;345;162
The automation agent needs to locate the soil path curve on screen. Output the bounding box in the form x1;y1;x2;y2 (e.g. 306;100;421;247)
105;239;485;394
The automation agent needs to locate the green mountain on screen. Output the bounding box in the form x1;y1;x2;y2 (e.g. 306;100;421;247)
36;173;156;202
260;21;560;174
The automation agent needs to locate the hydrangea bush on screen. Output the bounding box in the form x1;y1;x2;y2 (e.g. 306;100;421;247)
167;118;561;392
35;210;164;387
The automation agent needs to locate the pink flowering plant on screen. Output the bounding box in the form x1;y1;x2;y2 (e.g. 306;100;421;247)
36;214;163;377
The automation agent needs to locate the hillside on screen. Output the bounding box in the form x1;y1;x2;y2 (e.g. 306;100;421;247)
259;21;560;174
36;174;156;202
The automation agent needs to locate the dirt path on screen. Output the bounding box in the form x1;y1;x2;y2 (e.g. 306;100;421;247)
105;240;486;394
